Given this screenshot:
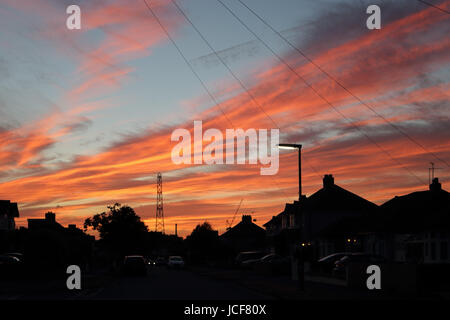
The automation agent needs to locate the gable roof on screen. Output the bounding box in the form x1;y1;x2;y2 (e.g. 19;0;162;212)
380;179;450;232
262;175;379;229
221;215;265;239
303;183;378;213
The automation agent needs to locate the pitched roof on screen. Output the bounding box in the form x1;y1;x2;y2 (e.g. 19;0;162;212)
221;215;265;239
304;183;378;212
380;179;450;232
262;175;379;229
263;214;281;227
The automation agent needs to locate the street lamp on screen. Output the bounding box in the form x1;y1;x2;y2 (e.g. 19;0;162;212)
278;143;304;290
278;143;302;201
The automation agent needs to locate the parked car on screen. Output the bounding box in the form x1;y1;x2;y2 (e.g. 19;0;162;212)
316;252;353;274
259;253;280;263
0;254;22;277
333;253;387;276
4;252;25;262
167;256;185;269
256;254;291;275
146;257;156;266
155;256;167;266
0;255;21;265
244;253;283;267
235;251;265;267
121;255;147;276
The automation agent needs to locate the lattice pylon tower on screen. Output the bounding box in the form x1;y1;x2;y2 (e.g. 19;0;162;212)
155;172;165;234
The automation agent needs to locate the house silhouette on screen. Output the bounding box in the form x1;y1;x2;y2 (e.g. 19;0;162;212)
25;212;94;273
264;174;378;258
27;212;65;231
374;177;450;263
264;174;450;266
0;200;19;231
221;215;265;252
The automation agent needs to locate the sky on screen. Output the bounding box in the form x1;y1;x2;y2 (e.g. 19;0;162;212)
0;0;449;238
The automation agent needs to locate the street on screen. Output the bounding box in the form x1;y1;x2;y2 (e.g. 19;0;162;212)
0;266;273;300
2;264;438;300
88;266;272;300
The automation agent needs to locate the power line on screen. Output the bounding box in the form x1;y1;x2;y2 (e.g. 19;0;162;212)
142;0;235;128
170;0;323;183
417;0;450;14
234;0;449;168
169;0;279;130
142;0;306;203
215;0;426;184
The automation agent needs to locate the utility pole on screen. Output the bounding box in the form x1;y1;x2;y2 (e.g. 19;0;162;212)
155;172;165;234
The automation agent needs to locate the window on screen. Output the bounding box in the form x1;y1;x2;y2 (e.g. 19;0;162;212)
440;242;448;261
425;242;428;256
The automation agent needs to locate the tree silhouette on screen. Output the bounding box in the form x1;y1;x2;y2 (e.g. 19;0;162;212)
185;222;221;265
84;203;148;255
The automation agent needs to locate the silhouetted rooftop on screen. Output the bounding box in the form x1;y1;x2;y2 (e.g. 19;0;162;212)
221;215;265;239
263;174;380;234
303;175;378;212
380;178;450;232
28;212;65;230
0;200;19;218
263;214;281;228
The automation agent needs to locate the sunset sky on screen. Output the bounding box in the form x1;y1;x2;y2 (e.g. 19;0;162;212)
0;0;449;238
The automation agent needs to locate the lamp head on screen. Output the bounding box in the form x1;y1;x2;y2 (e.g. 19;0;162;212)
278;143;302;150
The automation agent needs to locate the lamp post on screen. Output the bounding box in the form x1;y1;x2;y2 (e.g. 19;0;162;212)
278;143;304;290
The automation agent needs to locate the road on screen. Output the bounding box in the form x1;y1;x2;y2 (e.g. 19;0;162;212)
88;266;272;300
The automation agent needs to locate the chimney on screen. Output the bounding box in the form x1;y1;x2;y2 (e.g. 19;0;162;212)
242;215;252;224
429;177;442;192
323;174;335;188
45;212;55;222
